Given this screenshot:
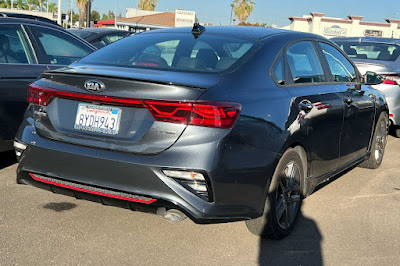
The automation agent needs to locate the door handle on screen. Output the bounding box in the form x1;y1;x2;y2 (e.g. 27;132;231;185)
343;96;353;105
298;101;313;112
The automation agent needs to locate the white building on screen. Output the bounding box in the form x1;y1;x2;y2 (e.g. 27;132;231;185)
283;12;400;38
0;8;57;21
114;9;198;32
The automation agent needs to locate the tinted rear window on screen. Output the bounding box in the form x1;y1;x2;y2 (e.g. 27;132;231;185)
335;41;400;61
78;33;257;73
69;30;97;40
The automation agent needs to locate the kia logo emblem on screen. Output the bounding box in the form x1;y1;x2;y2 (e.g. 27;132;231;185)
84;80;105;92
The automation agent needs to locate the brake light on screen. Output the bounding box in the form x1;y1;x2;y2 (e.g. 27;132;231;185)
28;84;142;107
27;85;54;106
382;79;398;85
381;74;400;85
28;84;241;129
144;100;241;129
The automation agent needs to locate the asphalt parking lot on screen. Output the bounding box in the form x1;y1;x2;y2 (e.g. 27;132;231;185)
0;138;399;266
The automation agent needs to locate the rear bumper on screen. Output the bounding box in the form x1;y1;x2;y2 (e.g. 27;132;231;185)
16;121;279;223
373;84;400;125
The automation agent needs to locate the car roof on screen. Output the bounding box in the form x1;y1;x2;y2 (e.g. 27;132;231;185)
140;26;319;40
69;28;130;34
0;16;63;28
331;36;400;45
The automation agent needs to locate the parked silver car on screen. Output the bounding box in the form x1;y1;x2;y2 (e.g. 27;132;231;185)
333;37;400;137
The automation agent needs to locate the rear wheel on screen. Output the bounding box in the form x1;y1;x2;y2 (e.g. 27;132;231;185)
246;148;304;239
359;112;389;169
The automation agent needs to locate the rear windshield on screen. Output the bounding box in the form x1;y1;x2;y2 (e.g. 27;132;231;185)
335;42;400;61
78;32;257;73
69;30;97;40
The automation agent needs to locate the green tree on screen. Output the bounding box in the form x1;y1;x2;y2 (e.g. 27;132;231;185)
27;0;39;11
238;21;266;27
101;10;114;21
48;1;57;12
0;0;11;8
137;0;158;11
76;0;89;27
232;0;255;23
91;10;100;22
71;11;79;24
16;0;27;9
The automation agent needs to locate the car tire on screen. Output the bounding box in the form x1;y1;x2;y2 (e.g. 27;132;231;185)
245;148;304;239
359;112;389;169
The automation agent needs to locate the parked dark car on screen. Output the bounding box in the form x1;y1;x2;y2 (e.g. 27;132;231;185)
15;26;388;239
68;28;132;49
332;37;400;137
0;17;96;151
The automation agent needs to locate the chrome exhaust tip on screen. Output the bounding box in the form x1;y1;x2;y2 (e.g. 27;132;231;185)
157;208;187;222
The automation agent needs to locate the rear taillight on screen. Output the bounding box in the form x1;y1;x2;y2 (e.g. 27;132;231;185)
144;101;241;129
382;79;398;85
27;85;54;106
381;74;400;85
28;84;241;129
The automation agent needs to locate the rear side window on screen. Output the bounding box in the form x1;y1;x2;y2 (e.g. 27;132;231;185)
320;42;357;83
273;54;284;84
30;26;93;65
78;33;257;73
286;41;326;84
101;33;128;45
0;24;35;64
336;41;400;61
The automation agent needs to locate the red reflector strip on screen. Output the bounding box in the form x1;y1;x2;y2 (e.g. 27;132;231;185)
28;84;242;129
390;114;394;117
29;173;157;204
28;84;143;108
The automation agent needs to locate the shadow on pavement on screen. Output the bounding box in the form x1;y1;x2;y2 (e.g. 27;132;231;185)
43;202;78;212
258;213;323;265
0;151;17;170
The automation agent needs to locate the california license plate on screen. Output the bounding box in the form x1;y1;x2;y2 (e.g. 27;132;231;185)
74;104;122;135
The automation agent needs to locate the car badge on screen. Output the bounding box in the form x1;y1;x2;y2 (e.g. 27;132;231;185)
84;80;105;92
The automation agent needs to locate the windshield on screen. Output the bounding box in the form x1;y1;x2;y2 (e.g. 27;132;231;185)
78;32;258;73
335;41;400;61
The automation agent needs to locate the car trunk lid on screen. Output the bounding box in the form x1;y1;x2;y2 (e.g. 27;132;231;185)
31;66;222;155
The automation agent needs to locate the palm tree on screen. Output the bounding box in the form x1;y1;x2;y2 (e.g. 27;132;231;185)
27;0;39;10
48;1;57;12
232;0;255;23
76;0;89;27
16;0;27;9
38;0;43;11
137;0;158;11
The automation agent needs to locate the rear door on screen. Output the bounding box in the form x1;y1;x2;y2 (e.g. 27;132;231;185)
318;42;375;165
0;23;46;141
283;40;345;178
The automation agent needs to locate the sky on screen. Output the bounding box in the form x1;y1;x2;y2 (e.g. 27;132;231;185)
60;0;400;27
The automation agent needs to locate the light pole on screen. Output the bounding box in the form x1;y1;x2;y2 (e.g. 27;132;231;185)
70;0;73;28
11;0;14;10
115;0;118;29
230;4;234;26
58;0;62;25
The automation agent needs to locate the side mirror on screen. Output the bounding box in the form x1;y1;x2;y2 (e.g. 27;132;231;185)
364;71;383;85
